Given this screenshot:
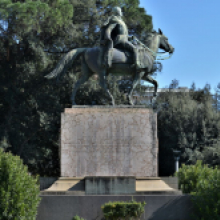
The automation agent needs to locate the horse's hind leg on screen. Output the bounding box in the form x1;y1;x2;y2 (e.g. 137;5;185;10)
128;71;145;105
71;55;93;106
98;70;115;105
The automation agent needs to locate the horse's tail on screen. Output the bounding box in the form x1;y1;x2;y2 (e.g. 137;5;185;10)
44;48;87;79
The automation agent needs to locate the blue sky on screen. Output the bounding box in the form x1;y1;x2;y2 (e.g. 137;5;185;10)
139;0;220;95
1;1;219;95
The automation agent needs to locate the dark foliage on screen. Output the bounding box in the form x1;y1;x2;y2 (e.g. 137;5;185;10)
155;81;220;176
0;0;153;176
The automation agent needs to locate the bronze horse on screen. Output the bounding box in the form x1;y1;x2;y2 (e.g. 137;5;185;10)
45;29;174;106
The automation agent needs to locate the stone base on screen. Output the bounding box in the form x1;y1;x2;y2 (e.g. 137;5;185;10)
85;176;136;195
42;177;84;193
136;176;180;192
41;177;182;195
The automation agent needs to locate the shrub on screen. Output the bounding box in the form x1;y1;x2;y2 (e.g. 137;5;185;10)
175;160;211;193
0;148;41;220
175;160;220;220
191;167;220;220
101;198;146;220
72;215;86;220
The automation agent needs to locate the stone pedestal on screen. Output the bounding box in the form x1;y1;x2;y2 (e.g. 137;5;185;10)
61;106;158;177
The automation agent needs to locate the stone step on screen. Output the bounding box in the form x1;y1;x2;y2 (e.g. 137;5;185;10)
41;176;181;195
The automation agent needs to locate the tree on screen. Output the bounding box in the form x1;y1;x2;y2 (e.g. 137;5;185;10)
212;82;220;113
169;79;179;89
0;0;75;176
155;81;220;176
0;0;153;177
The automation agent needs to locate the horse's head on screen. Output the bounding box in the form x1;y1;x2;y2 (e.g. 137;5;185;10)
157;28;174;54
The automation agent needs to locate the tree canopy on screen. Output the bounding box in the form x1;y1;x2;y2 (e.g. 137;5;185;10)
156;81;220;175
0;0;153;176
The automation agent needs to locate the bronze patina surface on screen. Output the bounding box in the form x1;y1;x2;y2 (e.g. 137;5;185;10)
45;7;174;106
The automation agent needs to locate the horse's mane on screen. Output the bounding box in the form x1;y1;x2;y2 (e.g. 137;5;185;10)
144;30;163;73
145;30;158;47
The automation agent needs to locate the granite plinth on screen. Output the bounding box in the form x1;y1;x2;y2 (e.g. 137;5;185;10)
61;106;158;177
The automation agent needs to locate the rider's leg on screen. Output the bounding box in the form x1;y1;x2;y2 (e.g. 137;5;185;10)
117;41;140;70
102;40;113;68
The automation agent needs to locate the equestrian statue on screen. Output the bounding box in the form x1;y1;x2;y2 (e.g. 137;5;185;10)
45;6;174;106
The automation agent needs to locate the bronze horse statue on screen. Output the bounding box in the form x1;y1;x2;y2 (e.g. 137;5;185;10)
45;29;174;106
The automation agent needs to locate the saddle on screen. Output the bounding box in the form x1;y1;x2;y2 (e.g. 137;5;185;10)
100;40;153;69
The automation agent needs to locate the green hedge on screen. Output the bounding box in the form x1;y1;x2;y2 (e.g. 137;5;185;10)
0;148;41;220
175;160;211;194
101;198;146;220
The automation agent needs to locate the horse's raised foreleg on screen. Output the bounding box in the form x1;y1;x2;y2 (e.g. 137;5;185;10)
98;70;115;105
71;55;93;106
144;74;158;103
128;71;145;105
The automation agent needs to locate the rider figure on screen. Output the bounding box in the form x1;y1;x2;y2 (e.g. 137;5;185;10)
99;6;140;70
